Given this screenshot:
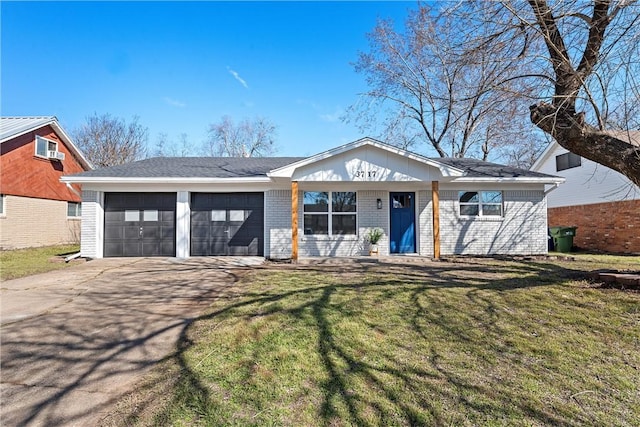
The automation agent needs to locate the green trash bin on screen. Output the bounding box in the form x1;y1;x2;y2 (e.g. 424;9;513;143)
549;226;577;253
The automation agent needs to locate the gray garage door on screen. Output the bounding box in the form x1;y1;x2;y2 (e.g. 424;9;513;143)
191;192;264;256
104;193;176;257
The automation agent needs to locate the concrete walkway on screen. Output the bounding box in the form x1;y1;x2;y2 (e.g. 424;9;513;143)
1;257;263;427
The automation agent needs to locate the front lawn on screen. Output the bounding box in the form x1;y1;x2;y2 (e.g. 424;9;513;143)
105;256;640;426
0;244;81;281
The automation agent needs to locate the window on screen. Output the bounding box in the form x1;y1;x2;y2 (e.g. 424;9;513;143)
303;191;357;235
555;152;581;171
35;136;58;158
67;202;81;217
459;191;503;217
0;194;5;216
143;210;158;221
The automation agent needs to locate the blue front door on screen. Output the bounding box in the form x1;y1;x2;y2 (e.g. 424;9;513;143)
390;192;416;253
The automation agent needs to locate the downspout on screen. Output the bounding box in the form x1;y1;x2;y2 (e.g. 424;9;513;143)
66;182;82;198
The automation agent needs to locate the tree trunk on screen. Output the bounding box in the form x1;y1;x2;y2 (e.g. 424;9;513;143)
530;103;640;188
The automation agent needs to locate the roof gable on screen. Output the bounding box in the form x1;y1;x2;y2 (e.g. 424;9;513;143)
268;137;465;180
0;116;93;170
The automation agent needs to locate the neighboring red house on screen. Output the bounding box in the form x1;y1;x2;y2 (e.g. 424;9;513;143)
530;132;640;254
0;116;92;249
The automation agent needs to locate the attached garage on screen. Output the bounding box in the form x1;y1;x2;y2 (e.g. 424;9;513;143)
190;192;264;256
104;192;176;257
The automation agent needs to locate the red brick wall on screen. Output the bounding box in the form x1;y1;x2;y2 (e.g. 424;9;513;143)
548;200;640;254
0;125;86;202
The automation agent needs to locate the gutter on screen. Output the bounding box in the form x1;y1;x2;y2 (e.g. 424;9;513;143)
544;182;561;195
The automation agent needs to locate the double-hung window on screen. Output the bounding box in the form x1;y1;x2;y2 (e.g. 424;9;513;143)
67;202;82;218
459;191;503;217
303;191;357;235
35;136;58;158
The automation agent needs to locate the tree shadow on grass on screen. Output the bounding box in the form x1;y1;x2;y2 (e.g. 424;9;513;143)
119;257;625;426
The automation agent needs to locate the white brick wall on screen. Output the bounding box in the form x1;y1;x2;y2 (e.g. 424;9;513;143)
298;190;390;257
76;186;548;259
418;190;434;256
0;195;81;249
80;190;100;258
266;189;393;258
439;190;548;255
265;189;293;259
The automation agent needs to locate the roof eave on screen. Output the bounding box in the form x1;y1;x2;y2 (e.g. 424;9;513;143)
60;176;273;185
452;176;565;184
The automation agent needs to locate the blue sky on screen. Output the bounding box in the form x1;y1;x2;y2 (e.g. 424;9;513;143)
1;1;416;157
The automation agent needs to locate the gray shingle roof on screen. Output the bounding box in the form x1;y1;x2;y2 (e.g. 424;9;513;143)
65;154;557;180
66;156;307;178
433;157;557;179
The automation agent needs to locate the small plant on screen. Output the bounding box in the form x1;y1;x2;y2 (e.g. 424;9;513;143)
366;228;384;245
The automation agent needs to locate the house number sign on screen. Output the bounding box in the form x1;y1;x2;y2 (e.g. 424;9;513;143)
352;168;380;180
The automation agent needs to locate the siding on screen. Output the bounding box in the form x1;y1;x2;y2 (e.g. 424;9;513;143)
533;144;639;208
80;190;100;258
0;195;81;249
439;190;547;255
0;125;86;202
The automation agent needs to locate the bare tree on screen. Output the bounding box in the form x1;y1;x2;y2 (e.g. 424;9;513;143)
204;116;277;157
73;113;148;167
154;132;193;157
453;0;640;185
349;5;541;163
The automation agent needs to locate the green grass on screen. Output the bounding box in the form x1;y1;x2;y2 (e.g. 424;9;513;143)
0;244;81;281
106;256;640;426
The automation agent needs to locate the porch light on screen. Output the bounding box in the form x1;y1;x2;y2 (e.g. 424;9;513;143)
377;198;382;209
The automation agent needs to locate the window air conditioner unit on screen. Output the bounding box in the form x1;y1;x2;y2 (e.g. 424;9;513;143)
47;150;65;161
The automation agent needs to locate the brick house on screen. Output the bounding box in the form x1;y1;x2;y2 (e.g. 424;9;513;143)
62;138;562;259
530;133;640;254
0;117;92;249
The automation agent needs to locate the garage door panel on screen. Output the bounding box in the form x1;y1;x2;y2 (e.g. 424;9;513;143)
143;226;160;239
191;193;263;256
123;243;141;257
104;193;176;257
123;226;140;239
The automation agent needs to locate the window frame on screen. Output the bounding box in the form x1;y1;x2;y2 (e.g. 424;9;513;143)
458;191;504;218
67;202;82;218
35;135;59;159
303;191;357;236
0;194;5;217
555;152;581;171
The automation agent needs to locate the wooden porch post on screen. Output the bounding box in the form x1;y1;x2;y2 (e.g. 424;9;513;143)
432;181;440;260
291;181;299;262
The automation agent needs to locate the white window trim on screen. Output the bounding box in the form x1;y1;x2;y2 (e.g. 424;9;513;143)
35;135;59;159
458;191;504;218
0;194;6;217
303;191;358;237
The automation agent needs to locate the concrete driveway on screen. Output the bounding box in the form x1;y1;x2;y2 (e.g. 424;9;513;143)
1;257;263;426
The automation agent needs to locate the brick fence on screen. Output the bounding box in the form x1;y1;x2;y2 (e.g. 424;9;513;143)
548;200;640;254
